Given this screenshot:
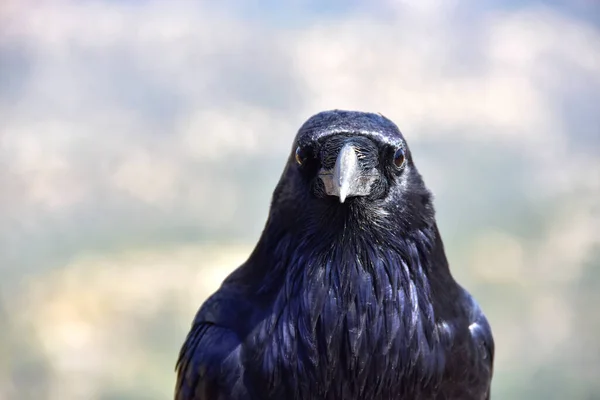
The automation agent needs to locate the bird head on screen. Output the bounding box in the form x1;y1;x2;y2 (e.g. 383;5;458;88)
272;110;434;231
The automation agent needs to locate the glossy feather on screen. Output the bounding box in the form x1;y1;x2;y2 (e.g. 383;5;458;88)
175;110;494;400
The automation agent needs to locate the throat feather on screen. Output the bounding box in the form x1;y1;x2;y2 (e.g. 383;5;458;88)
245;223;453;399
267;231;443;387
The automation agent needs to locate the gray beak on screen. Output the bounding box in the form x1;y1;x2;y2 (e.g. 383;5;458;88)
318;144;378;203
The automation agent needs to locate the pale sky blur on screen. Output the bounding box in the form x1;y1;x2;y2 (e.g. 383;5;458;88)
1;1;599;399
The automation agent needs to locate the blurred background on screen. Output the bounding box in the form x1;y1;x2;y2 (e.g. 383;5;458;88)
1;0;599;399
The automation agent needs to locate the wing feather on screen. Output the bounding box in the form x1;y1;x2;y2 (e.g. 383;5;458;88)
175;322;245;400
467;295;495;399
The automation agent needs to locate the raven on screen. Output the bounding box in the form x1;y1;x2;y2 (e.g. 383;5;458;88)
175;110;494;400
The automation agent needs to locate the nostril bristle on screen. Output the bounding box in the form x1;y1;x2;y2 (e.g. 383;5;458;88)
318;135;379;170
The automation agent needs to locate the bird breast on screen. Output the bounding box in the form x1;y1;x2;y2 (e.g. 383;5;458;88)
244;244;447;399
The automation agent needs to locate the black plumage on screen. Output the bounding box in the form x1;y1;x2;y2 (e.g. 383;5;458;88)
175;110;494;400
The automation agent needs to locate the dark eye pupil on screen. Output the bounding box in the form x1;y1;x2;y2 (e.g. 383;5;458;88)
393;148;405;168
295;147;306;165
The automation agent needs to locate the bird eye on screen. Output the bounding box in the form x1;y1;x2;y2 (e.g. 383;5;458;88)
295;146;307;166
393;147;406;169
